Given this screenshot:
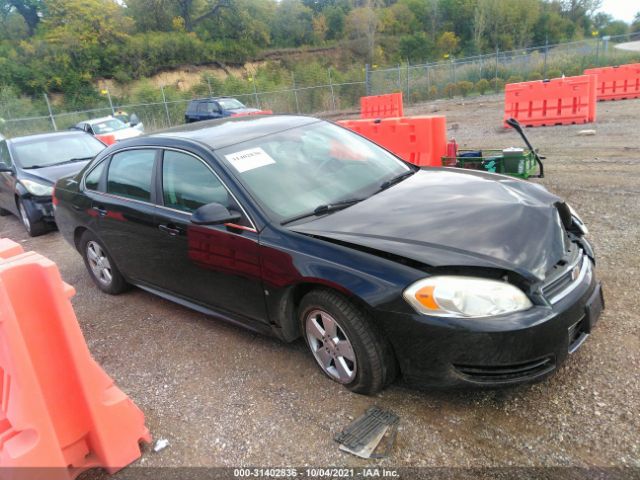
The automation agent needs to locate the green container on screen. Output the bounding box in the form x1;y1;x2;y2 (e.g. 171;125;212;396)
441;148;538;179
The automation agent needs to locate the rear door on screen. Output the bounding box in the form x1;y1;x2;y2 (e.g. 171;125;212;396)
91;148;159;282
149;149;267;323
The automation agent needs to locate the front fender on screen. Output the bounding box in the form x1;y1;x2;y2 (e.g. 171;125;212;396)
259;227;422;341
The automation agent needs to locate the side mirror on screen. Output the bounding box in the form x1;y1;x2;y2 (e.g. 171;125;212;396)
0;163;13;173
191;203;241;226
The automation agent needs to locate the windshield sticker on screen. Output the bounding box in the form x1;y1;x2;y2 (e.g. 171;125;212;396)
225;147;276;173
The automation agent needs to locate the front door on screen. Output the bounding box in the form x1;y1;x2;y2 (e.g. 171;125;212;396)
150;149;267;323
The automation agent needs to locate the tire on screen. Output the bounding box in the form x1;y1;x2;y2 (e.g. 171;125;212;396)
299;289;397;395
80;230;129;294
17;198;47;237
0;208;10;216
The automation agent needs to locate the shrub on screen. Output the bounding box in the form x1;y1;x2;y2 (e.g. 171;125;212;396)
527;72;543;81
506;75;524;84
443;83;457;98
490;77;505;92
428;85;438;99
546;69;562;79
456;80;474;97
476;78;490;94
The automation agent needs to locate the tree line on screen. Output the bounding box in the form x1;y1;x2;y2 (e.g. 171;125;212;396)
0;0;638;104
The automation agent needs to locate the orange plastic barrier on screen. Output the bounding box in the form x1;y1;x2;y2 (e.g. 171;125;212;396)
360;93;404;119
338;115;446;167
0;241;150;479
0;238;23;259
503;75;597;127
584;63;640;101
96;134;116;146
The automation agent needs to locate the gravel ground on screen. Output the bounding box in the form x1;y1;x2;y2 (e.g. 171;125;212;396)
1;95;639;476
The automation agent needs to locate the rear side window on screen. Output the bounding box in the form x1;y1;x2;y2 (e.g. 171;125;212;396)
85;160;106;191
162;151;229;212
197;102;208;114
107;149;156;201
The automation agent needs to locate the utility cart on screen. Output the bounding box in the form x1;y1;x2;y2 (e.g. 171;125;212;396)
442;118;545;179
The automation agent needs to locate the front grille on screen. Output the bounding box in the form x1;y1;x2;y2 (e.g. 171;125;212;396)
454;356;555;382
542;249;589;304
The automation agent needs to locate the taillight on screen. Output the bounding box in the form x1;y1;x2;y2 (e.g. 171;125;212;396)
52;186;58;206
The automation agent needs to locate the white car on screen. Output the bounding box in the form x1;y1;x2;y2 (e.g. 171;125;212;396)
75;116;144;145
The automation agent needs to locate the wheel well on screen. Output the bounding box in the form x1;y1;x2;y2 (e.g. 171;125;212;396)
278;282;374;342
73;227;88;252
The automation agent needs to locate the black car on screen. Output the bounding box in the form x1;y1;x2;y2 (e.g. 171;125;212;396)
0;131;106;236
53;116;604;394
184;97;263;123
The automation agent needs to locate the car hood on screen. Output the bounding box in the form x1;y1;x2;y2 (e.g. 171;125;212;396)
111;128;144;140
289;169;568;282
20;160;91;185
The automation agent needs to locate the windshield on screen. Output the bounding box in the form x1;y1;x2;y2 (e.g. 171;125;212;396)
91;118;128;134
218;98;246;110
217;122;411;223
12;135;105;169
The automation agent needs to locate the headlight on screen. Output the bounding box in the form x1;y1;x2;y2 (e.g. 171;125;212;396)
567;203;589;235
21;179;54;196
403;276;533;318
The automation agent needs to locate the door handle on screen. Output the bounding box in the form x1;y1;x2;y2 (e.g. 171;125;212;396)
92;205;107;217
159;224;181;236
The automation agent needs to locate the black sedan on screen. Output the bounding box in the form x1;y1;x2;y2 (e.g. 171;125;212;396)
0;131;106;236
53;115;604;394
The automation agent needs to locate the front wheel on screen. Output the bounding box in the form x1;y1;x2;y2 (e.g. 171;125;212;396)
17;198;47;237
80;231;129;294
300;290;397;395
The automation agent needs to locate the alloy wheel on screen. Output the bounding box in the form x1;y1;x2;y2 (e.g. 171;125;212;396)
18;202;31;233
86;241;113;286
305;309;357;383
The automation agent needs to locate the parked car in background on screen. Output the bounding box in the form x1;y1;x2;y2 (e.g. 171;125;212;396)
184;97;270;123
113;110;141;128
75;116;144;145
54;115;602;394
0;131;105;236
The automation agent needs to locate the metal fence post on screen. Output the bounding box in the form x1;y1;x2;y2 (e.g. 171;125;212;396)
207;77;213;97
397;64;401;90
106;88;115;116
43;93;57;131
495;46;500;93
425;65;430;94
292;73;300;114
328;68;337;111
365;64;371;96
160;86;171;127
543;37;549;78
406;62;410;103
252;79;261;109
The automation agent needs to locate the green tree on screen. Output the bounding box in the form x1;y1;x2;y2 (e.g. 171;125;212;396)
0;0;44;35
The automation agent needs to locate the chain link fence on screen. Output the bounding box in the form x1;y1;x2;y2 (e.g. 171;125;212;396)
1;32;639;138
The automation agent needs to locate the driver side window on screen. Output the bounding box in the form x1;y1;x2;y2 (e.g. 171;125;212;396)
162;150;233;214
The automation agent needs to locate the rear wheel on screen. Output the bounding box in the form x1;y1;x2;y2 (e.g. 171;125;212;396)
0;208;9;216
17;198;47;237
80;231;129;294
300;289;397;395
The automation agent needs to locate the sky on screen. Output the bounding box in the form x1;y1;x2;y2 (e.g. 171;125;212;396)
599;0;638;23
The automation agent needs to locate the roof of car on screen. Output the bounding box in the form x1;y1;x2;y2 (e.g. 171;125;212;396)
8;130;93;145
85;116;116;125
190;97;235;103
151;115;321;150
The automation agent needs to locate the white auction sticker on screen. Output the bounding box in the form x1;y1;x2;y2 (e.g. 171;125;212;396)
225;147;276;173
